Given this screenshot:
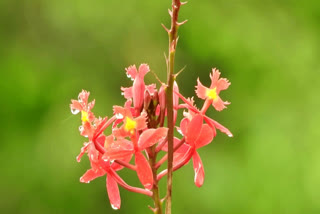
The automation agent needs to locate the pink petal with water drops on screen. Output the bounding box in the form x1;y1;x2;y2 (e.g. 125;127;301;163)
80;169;105;183
76;142;89;162
106;175;121;210
126;65;138;80
192;152;205;188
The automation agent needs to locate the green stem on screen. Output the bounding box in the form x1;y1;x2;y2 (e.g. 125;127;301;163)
165;1;183;213
150;145;163;214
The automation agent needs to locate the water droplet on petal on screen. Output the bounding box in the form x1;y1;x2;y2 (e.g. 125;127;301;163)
111;204;119;210
79;125;84;132
80;177;90;183
71;108;80;115
228;134;233;137
116;113;123;119
177;129;184;136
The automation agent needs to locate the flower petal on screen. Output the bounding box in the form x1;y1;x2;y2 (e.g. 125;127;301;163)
113;106;132;119
173;81;180;108
204;116;232;137
212;96;230;111
195;124;214;149
76;142;89;162
179;117;189;136
106;175;121;210
138;64;150;78
80;169;105;183
78;90;90;106
132;76;145;111
186;114;203;145
70;100;83;113
209;68;220;88
135;152;153;189
103;139;134;160
216;78;230;93
138;127;168;150
195;78;208;100
135;111;148;131
192;152;205;187
121;87;133;99
126;65;137;80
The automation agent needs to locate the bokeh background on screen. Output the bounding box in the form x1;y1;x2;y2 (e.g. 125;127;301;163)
1;0;320;213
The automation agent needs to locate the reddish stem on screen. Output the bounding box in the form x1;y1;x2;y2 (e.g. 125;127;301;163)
109;169;153;197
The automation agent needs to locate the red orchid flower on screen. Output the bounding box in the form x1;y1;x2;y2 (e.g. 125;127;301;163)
70;90;96;123
159;114;214;187
195;68;231;111
175;91;233;137
112;106;147;138
80;135;132;210
103;127;168;189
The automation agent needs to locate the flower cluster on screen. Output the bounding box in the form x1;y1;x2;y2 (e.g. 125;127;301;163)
70;64;232;210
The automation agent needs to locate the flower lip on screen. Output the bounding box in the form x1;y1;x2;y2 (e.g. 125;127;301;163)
206;87;217;100
124;117;137;133
81;111;89;122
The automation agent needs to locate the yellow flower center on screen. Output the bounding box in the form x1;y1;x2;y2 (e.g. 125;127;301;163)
124;117;136;134
81;111;89;122
206;87;217;100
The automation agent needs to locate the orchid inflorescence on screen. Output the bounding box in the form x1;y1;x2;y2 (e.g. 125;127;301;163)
70;64;232;211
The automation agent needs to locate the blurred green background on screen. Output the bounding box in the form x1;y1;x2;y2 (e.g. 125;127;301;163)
1;0;320;213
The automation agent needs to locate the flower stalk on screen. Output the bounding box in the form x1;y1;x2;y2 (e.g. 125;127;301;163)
165;1;186;213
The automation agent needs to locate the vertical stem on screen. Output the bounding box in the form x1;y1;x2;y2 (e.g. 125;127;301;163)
150;145;163;214
165;1;182;213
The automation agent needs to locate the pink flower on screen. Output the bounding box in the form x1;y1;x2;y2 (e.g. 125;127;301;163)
165;114;214;187
175;91;233;137
80;154;129;210
104;127;168;189
112;106;147;138
196;68;231;111
70;90;96;123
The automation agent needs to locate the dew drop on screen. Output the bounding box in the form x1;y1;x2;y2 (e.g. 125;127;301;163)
71;108;80;115
177;129;184;136
116;113;123;119
80;177;90;183
79;126;84;132
228;134;233;137
111;204;119;210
